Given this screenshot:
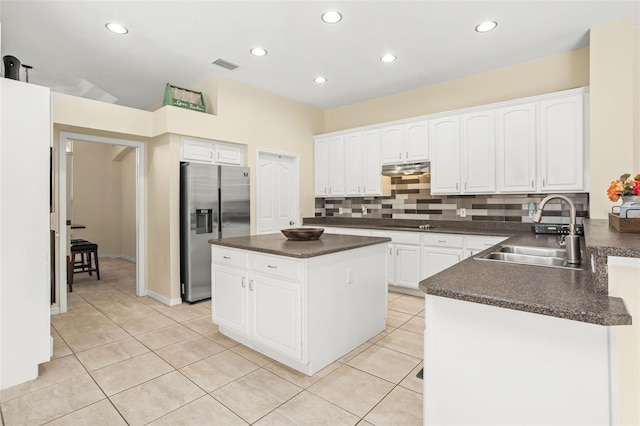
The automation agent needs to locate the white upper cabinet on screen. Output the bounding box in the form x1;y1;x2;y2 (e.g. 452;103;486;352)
362;130;390;196
213;142;243;165
181;137;244;166
344;132;364;196
381;120;429;164
430;116;461;194
461;111;496;193
496;103;537;193
538;95;584;192
314;135;345;197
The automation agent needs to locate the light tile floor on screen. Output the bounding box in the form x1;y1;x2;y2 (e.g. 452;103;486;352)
0;258;424;425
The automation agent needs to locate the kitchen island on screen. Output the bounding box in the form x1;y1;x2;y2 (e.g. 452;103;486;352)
209;233;390;376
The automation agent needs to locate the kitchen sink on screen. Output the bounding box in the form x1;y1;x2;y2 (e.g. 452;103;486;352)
474;245;584;270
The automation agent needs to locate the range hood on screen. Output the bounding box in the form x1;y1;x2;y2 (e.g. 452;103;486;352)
381;162;430;176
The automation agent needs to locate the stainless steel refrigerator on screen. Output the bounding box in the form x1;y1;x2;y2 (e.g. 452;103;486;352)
180;162;250;303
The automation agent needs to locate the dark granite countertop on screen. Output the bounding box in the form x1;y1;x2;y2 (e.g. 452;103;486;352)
302;217;635;326
209;233;391;259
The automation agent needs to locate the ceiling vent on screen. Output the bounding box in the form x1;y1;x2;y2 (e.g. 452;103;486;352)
211;58;239;71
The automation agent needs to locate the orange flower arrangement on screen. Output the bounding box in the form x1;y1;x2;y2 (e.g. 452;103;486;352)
607;173;640;202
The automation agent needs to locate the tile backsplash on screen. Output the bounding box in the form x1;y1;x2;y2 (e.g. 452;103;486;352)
315;174;589;224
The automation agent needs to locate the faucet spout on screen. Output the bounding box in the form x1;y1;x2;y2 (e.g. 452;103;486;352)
532;194;581;265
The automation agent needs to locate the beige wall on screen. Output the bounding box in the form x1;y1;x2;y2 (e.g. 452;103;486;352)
589;18;636;219
324;48;589;132
608;260;640;426
635;28;640;173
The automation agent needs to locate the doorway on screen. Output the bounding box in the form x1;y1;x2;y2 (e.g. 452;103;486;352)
256;149;300;234
58;131;146;314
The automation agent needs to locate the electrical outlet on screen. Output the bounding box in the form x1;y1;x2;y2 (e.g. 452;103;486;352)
459;208;467;218
362;206;367;215
528;202;537;218
339;207;344;214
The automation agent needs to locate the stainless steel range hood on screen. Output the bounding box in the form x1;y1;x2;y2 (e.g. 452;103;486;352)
381;162;430;176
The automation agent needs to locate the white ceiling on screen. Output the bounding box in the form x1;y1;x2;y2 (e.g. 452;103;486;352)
1;1;638;111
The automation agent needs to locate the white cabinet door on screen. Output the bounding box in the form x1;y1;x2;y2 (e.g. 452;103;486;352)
182;138;214;163
328;135;345;196
344;132;363;196
422;248;462;279
250;274;302;360
212;267;249;337
404;120;429;162
362;129;384;195
314;137;330;196
394;244;421;289
538;95;584;192
214;143;243;165
496;103;537;193
381;125;404;164
461;111;495;193
430;116;461;194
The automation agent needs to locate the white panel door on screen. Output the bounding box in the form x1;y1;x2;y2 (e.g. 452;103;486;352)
539;95;584;192
212;267;249;337
314;137;330;196
430;116;461;194
404;120;429;162
362;129;383;195
422;248;462;279
496;103;537;193
461;111;495;193
251;274;302;360
381;125;404;164
344;132;363;196
328;135;345;196
394;244;421;289
257;152;296;233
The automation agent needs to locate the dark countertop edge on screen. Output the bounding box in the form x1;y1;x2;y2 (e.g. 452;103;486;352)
301;217;634;326
425;287;632;327
209;236;391;259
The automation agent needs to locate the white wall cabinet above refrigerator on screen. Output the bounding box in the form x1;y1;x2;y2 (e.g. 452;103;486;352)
380;120;429;165
181;137;244;166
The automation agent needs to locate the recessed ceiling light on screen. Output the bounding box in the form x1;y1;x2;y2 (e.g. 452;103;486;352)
313;77;327;84
321;11;342;24
475;21;497;33
380;54;397;63
105;22;128;34
250;47;267;56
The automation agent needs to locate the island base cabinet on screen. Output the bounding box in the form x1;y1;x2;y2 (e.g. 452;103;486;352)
424;295;614;425
212;244;387;376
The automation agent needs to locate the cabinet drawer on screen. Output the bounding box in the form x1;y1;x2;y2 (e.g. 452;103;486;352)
211;246;249;269
251;253;302;281
380;231;421;245
465;236;507;250
422;233;464;248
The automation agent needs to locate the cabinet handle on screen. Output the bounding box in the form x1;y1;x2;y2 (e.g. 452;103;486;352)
406;151;409;159
209;152;213;159
216;152;220;160
241;277;246;288
399;152;402;160
531;180;534;189
223;256;231;260
267;265;278;269
464;182;468;190
396;248;400;255
389;247;393;255
438;240;446;243
363;186;366;192
249;280;254;291
542;179;546;187
358;186;360;193
484;243;493;246
456;182;459;190
324;187;328;194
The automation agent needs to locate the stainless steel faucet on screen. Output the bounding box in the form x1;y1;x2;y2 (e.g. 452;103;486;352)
532;195;582;265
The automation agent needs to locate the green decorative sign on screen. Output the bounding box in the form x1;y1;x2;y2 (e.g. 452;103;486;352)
163;83;206;112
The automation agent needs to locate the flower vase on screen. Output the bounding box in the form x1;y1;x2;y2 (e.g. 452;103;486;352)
620;196;640;219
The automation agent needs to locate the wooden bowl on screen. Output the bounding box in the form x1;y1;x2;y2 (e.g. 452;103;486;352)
281;228;324;241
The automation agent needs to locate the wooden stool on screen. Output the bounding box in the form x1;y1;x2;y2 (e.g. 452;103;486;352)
68;241;100;292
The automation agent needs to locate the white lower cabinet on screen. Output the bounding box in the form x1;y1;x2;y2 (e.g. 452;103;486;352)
394;244;421;288
212;244;387;376
250;273;302;360
464;235;508;258
421;234;464;279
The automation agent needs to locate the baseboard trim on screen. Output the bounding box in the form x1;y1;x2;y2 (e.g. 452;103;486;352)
147;290;182;307
98;253;137;263
388;284;425;298
50;306;60;316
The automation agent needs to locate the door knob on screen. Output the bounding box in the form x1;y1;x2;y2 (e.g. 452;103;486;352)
289;220;295;226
